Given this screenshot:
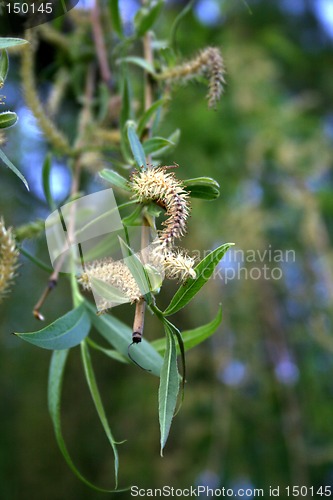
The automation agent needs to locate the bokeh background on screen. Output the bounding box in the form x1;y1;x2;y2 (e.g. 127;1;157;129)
0;0;333;498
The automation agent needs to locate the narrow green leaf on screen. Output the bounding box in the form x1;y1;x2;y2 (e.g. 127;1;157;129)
0;111;17;129
15;219;45;242
48;350;120;492
120;73;131;130
119;56;156;75
152;305;223;355
169;0;195;52
151;129;180;157
184;177;220;200
134;0;163;37
42;154;57;210
122;205;142;227
0;50;9;85
164;319;185;412
158;324;179;455
14;304;91;350
143;136;174;155
81;341;119;487
127;121;147;168
0;38;28;49
164;243;234;316
118;236;153;305
87;338;128;364
120;73;132;162
97;82;110;123
85;300;163;377
19;246;53;273
99;168;130;191
109;0;124;38
0;148;29;190
137;98;168;138
158;46;177;67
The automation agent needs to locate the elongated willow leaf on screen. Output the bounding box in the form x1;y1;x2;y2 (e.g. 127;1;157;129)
0;148;29;190
152;305;222;356
158;323;179;455
119;56;156;76
164;318;185;413
42;154;57;210
137;98;168;137
87;338;128;364
184;177;220;200
143;136;175;156
0;49;9;85
14;304;90;350
80;340;120;487
151;129;180;158
0;38;28;49
0;111;17;129
99;168;131;192
120;72;132;163
164;243;234;316
169;0;195;52
151;305;185;410
48;350;122;492
134;0;163;37
109;0;123;38
127;121;147;169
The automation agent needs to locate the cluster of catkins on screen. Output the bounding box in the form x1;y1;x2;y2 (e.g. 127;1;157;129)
80;47;226;308
80;166;196;308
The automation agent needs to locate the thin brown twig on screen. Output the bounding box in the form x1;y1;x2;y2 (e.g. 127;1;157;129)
143;31;154;123
33;66;96;320
91;0;113;89
132;29;155;339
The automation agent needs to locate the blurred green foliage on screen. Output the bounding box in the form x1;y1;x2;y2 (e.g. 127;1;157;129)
0;0;333;498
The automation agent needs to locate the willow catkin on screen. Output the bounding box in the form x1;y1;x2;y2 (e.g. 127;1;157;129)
131;166;196;282
79;257;142;305
157;47;226;109
152;246;197;282
130;166;190;247
0;218;19;303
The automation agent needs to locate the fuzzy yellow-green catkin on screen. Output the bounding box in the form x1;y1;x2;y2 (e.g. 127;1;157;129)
79;257;142;310
157;47;226;108
131;166;196;282
0;131;6;146
150;245;196;282
21;31;71;155
0;218;19;303
14;219;45;242
131;166;190;247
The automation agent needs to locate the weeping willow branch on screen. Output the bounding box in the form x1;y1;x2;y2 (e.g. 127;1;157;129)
0;218;19;304
38;24;70;53
91;0;113;88
21;30;72;155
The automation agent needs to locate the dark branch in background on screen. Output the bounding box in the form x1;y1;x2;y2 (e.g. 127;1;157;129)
91;0;113;89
